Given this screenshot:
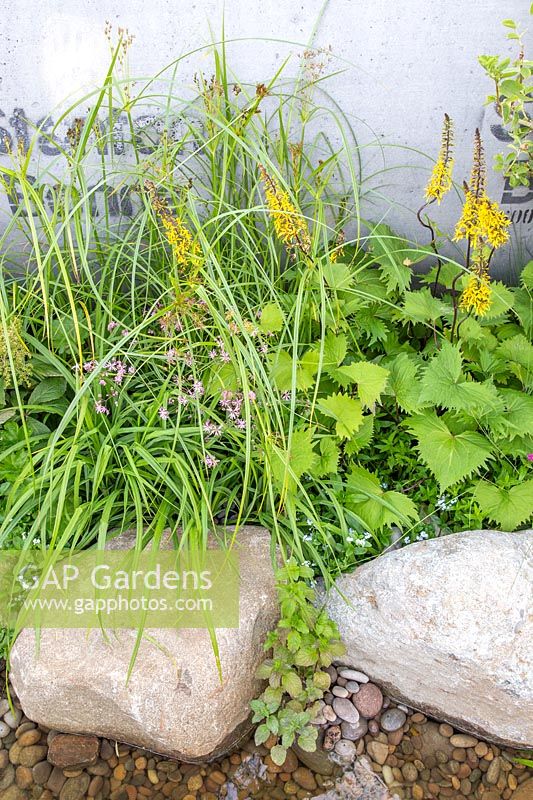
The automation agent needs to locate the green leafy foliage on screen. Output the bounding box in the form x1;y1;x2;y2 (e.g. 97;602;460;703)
251;559;345;765
346;466;418;531
318;393;363;439
472;480;533;530
407;412;493;491
478;14;533;188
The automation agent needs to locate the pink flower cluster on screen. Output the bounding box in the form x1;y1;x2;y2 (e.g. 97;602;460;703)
209;338;231;363
82;358;136;416
219;390;256;430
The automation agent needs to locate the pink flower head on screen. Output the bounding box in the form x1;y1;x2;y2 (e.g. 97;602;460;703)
204;453;220;469
190;380;205;398
235;418;246;430
203;420;223;437
248;391;256;401
209;349;218;360
83;360;97;373
527;454;533;462
177;395;189;406
95;401;109;415
107;321;118;332
158;407;170;420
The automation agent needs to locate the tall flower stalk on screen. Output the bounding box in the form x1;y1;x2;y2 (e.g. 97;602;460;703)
452;129;511;323
417;114;454;290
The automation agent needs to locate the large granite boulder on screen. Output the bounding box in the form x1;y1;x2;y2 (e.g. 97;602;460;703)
323;530;533;748
10;526;279;761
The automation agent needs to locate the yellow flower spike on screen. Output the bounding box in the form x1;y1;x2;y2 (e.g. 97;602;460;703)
425;114;454;204
453;190;481;245
259;165;311;254
459;272;493;317
145;180;203;276
453;130;511;251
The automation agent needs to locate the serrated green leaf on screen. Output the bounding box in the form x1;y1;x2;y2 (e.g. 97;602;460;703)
282;671;303;699
345;465;418;531
269;350;317;392
520;261;533;289
323;261;354;290
318;393;363;439
491;389;533;440
354;307;390;344
473;480;533;530
309;436;340;477
255;723;271;745
322;332;347;372
259;302;284;333
287;630;301;652
312;671;331;690
419;342;504;415
294;647;316;667
407;412;493;490
387;353;421;413
297;727;318;752
368;223;418;293
480;280;514;318
344;414;374;454
512;288;533;338
401;288;450;322
346;361;389;408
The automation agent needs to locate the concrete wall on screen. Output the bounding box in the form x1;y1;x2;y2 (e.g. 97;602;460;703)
1;0;531;278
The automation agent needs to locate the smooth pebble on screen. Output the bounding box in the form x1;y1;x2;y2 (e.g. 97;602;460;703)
338;669;369;683
334;739;356;759
332;697;360;724
380;707;407;732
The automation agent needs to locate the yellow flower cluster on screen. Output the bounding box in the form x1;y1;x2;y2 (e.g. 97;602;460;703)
160;215;202;269
459;272;493;316
259;165;311;254
425;114;454;203
454;192;511;249
145;180;203;275
477;198;511;249
454;130;510;250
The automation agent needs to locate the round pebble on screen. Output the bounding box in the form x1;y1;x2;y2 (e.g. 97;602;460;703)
3;710;22;729
332;686;349;699
353;683;384;718
334;739;356;760
0;721;11;738
380;708;407;732
345;681;360;693
340;719;368;741
332;697;360;724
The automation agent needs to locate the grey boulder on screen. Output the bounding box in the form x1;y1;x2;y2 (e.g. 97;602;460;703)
324;530;533;748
